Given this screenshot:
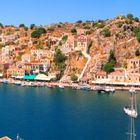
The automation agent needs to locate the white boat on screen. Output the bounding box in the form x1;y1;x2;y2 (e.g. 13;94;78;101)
59;85;64;89
124;106;138;118
124;88;138;118
105;86;115;92
97;86;115;93
14;81;22;85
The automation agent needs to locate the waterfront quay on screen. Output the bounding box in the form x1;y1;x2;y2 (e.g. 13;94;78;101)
1;78;140;91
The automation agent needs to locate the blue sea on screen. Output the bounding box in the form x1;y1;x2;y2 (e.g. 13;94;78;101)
0;84;139;140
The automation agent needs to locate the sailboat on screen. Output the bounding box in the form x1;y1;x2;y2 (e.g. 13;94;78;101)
124;87;138;118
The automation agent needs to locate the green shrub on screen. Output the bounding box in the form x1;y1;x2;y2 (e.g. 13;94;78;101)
136;32;140;42
134;17;139;22
116;21;124;28
95;23;105;28
19;24;25;28
83;26;90;29
62;35;68;42
127;13;134;19
101;28;111;37
35;45;42;49
31;27;46;38
71;73;78;82
30;24;35;29
31;30;41;38
47;28;54;32
71;28;77;34
36;27;46;34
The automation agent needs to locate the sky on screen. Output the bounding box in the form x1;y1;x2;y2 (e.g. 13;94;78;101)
0;0;140;26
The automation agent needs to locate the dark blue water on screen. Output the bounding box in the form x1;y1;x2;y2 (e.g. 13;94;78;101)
0;84;139;140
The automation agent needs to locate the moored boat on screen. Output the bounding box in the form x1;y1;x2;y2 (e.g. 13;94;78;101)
58;85;65;89
124;87;138;118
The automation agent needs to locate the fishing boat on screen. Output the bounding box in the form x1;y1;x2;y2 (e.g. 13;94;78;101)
124;87;138;118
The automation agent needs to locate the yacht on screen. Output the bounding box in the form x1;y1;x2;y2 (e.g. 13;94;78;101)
124;88;138;118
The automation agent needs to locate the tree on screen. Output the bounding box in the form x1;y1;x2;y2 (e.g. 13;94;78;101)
0;23;3;28
71;73;78;82
31;30;41;38
127;13;134;19
36;27;46;34
134;17;139;22
54;49;67;64
19;24;25;28
135;49;140;56
108;50;116;63
103;61;114;73
31;27;46;38
103;50;116;73
71;28;77;34
30;24;35;29
54;49;67;77
76;20;83;23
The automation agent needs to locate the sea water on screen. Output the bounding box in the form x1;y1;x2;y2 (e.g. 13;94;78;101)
0;84;139;140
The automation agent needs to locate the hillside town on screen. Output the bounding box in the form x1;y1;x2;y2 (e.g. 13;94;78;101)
0;14;140;88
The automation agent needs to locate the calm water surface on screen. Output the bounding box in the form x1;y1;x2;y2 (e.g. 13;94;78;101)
0;84;140;140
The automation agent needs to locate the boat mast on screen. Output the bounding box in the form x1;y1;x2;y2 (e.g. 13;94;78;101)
127;91;136;140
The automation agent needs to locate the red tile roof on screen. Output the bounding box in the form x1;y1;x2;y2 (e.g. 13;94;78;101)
96;71;107;76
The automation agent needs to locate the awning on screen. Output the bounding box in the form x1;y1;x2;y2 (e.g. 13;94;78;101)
24;75;36;80
15;76;24;79
0;73;3;77
35;74;51;81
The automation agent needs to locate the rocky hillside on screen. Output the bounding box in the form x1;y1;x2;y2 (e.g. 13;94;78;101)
0;14;140;81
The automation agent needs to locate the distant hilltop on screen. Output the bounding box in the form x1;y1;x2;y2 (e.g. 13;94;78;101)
0;13;140;83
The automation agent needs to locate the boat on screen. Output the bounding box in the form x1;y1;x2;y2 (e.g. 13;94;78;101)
96;86;115;93
58;85;65;89
14;81;22;85
80;84;91;91
124;87;138;118
2;79;9;84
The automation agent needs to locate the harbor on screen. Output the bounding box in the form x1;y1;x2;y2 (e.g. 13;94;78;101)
0;84;139;140
2;78;140;93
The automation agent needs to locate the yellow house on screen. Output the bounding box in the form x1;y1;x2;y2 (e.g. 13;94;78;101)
127;58;140;73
